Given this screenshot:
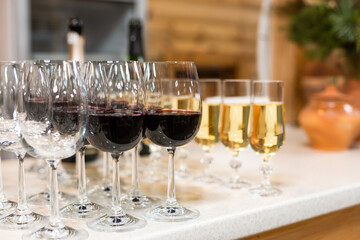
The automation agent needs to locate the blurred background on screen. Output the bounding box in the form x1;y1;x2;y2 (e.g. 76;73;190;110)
1;0;359;126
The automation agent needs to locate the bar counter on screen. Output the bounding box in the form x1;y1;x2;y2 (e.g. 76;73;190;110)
0;125;359;239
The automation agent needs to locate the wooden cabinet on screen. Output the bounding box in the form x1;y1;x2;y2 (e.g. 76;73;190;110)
241;204;360;240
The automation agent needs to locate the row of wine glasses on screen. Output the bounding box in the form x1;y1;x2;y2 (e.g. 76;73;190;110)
0;60;202;239
195;79;285;197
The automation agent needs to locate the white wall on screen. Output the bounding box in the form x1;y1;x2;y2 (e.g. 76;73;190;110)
0;0;30;61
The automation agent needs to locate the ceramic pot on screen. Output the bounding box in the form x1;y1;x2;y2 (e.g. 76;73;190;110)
299;85;360;151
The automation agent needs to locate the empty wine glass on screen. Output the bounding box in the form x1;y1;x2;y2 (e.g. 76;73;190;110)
19;60;88;240
220;80;251;189
0;61;46;230
27;60;76;206
249;80;285;197
194;79;222;183
143;61;202;222
85;61;147;232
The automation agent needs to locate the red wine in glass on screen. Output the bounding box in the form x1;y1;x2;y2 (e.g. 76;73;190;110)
145;109;201;147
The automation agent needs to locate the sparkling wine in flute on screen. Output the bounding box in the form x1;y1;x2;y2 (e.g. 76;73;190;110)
250;103;285;157
163;95;194;110
195;102;220;147
220;103;251;151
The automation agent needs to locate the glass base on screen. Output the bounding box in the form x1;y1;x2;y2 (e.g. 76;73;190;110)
22;225;89;240
194;174;222;184
28;191;76;206
0;200;17;218
249;185;282;197
60;201;106;219
86;213;147;232
223;179;251;189
0;211;47;230
144;205;199;222
122;194;160;210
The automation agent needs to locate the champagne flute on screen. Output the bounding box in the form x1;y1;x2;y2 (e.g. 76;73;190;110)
194;79;221;183
0;61;46;230
249;80;285;197
220;79;251;189
143;61;202;222
20;60;88;240
86;61;147;232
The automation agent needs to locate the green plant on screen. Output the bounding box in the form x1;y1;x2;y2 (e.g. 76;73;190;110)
282;0;360;78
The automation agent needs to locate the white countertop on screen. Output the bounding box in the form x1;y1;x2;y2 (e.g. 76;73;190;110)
0;125;360;239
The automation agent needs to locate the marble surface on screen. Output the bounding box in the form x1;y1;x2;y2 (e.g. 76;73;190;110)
0;125;359;239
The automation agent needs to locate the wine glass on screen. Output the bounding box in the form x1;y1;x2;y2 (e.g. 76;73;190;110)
19;60;88;240
220;79;251;189
194;79;222;183
249;80;285;197
0;61;47;230
143;61;202;222
27;60;76;206
60;62;105;219
121;145;160;209
85;61;147;232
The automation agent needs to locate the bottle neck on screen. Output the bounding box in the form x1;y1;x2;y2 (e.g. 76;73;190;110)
67;31;85;61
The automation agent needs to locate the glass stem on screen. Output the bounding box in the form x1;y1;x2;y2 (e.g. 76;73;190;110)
110;153;125;216
201;147;213;177
0;151;6;202
230;151;241;183
45;167;50;193
165;147;177;206
16;153;30;214
102;152;111;184
48;160;64;229
260;156;273;189
179;149;187;173
130;147;141;196
149;144;161;176
77;147;88;204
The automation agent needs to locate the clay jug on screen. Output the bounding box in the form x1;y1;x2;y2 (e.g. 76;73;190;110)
299;85;360;151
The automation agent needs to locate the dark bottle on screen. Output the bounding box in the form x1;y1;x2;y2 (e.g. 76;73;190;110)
127;18;150;156
127;18;144;62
